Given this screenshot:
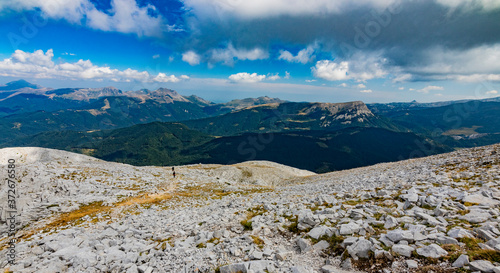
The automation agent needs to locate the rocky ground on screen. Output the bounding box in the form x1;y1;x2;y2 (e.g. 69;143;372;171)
1;144;500;273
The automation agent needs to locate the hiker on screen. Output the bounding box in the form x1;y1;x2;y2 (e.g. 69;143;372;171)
173;171;176;178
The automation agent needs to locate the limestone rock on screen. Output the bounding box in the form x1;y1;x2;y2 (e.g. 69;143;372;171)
469;260;495;273
416;244;448;258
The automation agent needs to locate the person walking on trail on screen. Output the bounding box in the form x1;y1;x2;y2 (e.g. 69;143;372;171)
173;171;176;178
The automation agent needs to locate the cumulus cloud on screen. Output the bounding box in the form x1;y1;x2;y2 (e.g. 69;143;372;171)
3;0;500;87
0;49;187;83
180;44;268;66
416;85;444;94
209;43;268;66
278;44;317;64
182;51;201;66
312;52;387;82
312;60;349;81
0;0;171;38
153;73;187;83
179;0;500;85
267;73;281;81
356;84;366;89
228;72;266;83
486;90;498;95
360;89;373;93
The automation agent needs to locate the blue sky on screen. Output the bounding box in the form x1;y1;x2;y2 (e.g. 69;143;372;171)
0;0;499;103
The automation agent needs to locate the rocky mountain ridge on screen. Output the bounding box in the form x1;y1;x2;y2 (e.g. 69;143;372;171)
182;101;398;137
1;144;499;272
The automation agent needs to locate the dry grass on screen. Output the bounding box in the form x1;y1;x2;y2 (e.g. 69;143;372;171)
344;199;363;206
415;265;455;273
250;235;265;249
11;192;174;243
42;201;109;231
240;205;268;230
468;249;500;262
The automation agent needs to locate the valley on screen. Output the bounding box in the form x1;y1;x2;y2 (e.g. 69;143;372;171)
2;80;499;173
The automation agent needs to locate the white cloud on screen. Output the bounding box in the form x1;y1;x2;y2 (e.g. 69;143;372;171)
153;54;160;59
63;52;76;56
182;51;201;66
312;52;387;82
0;0;169;38
228;72;266;83
12;48;55;67
278;44;317;64
312;44;500;84
356;83;366;89
360;89;373;93
452;74;500;82
486;90;498;95
183;0;401;19
284;71;290;79
184;0;499;22
338;83;348;87
0;49;187;83
436;0;500;11
267;73;281;80
209;43;268;66
398;87;405;90
392;73;412;83
347;52;388;81
312;60;349;81
153;73;182;83
416;85;444;94
405;44;500;82
306;79;317;83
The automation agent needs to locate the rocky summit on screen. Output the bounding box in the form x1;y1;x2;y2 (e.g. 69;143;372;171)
1;144;500;273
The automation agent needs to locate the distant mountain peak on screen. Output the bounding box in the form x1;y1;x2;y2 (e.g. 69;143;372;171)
298;101;374;123
184;95;213;106
155;87;176;93
125;87;189;103
0;79;42;91
223;96;287;111
56;87;123;101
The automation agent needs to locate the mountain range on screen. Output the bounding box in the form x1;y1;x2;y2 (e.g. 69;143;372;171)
1;79;499;173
